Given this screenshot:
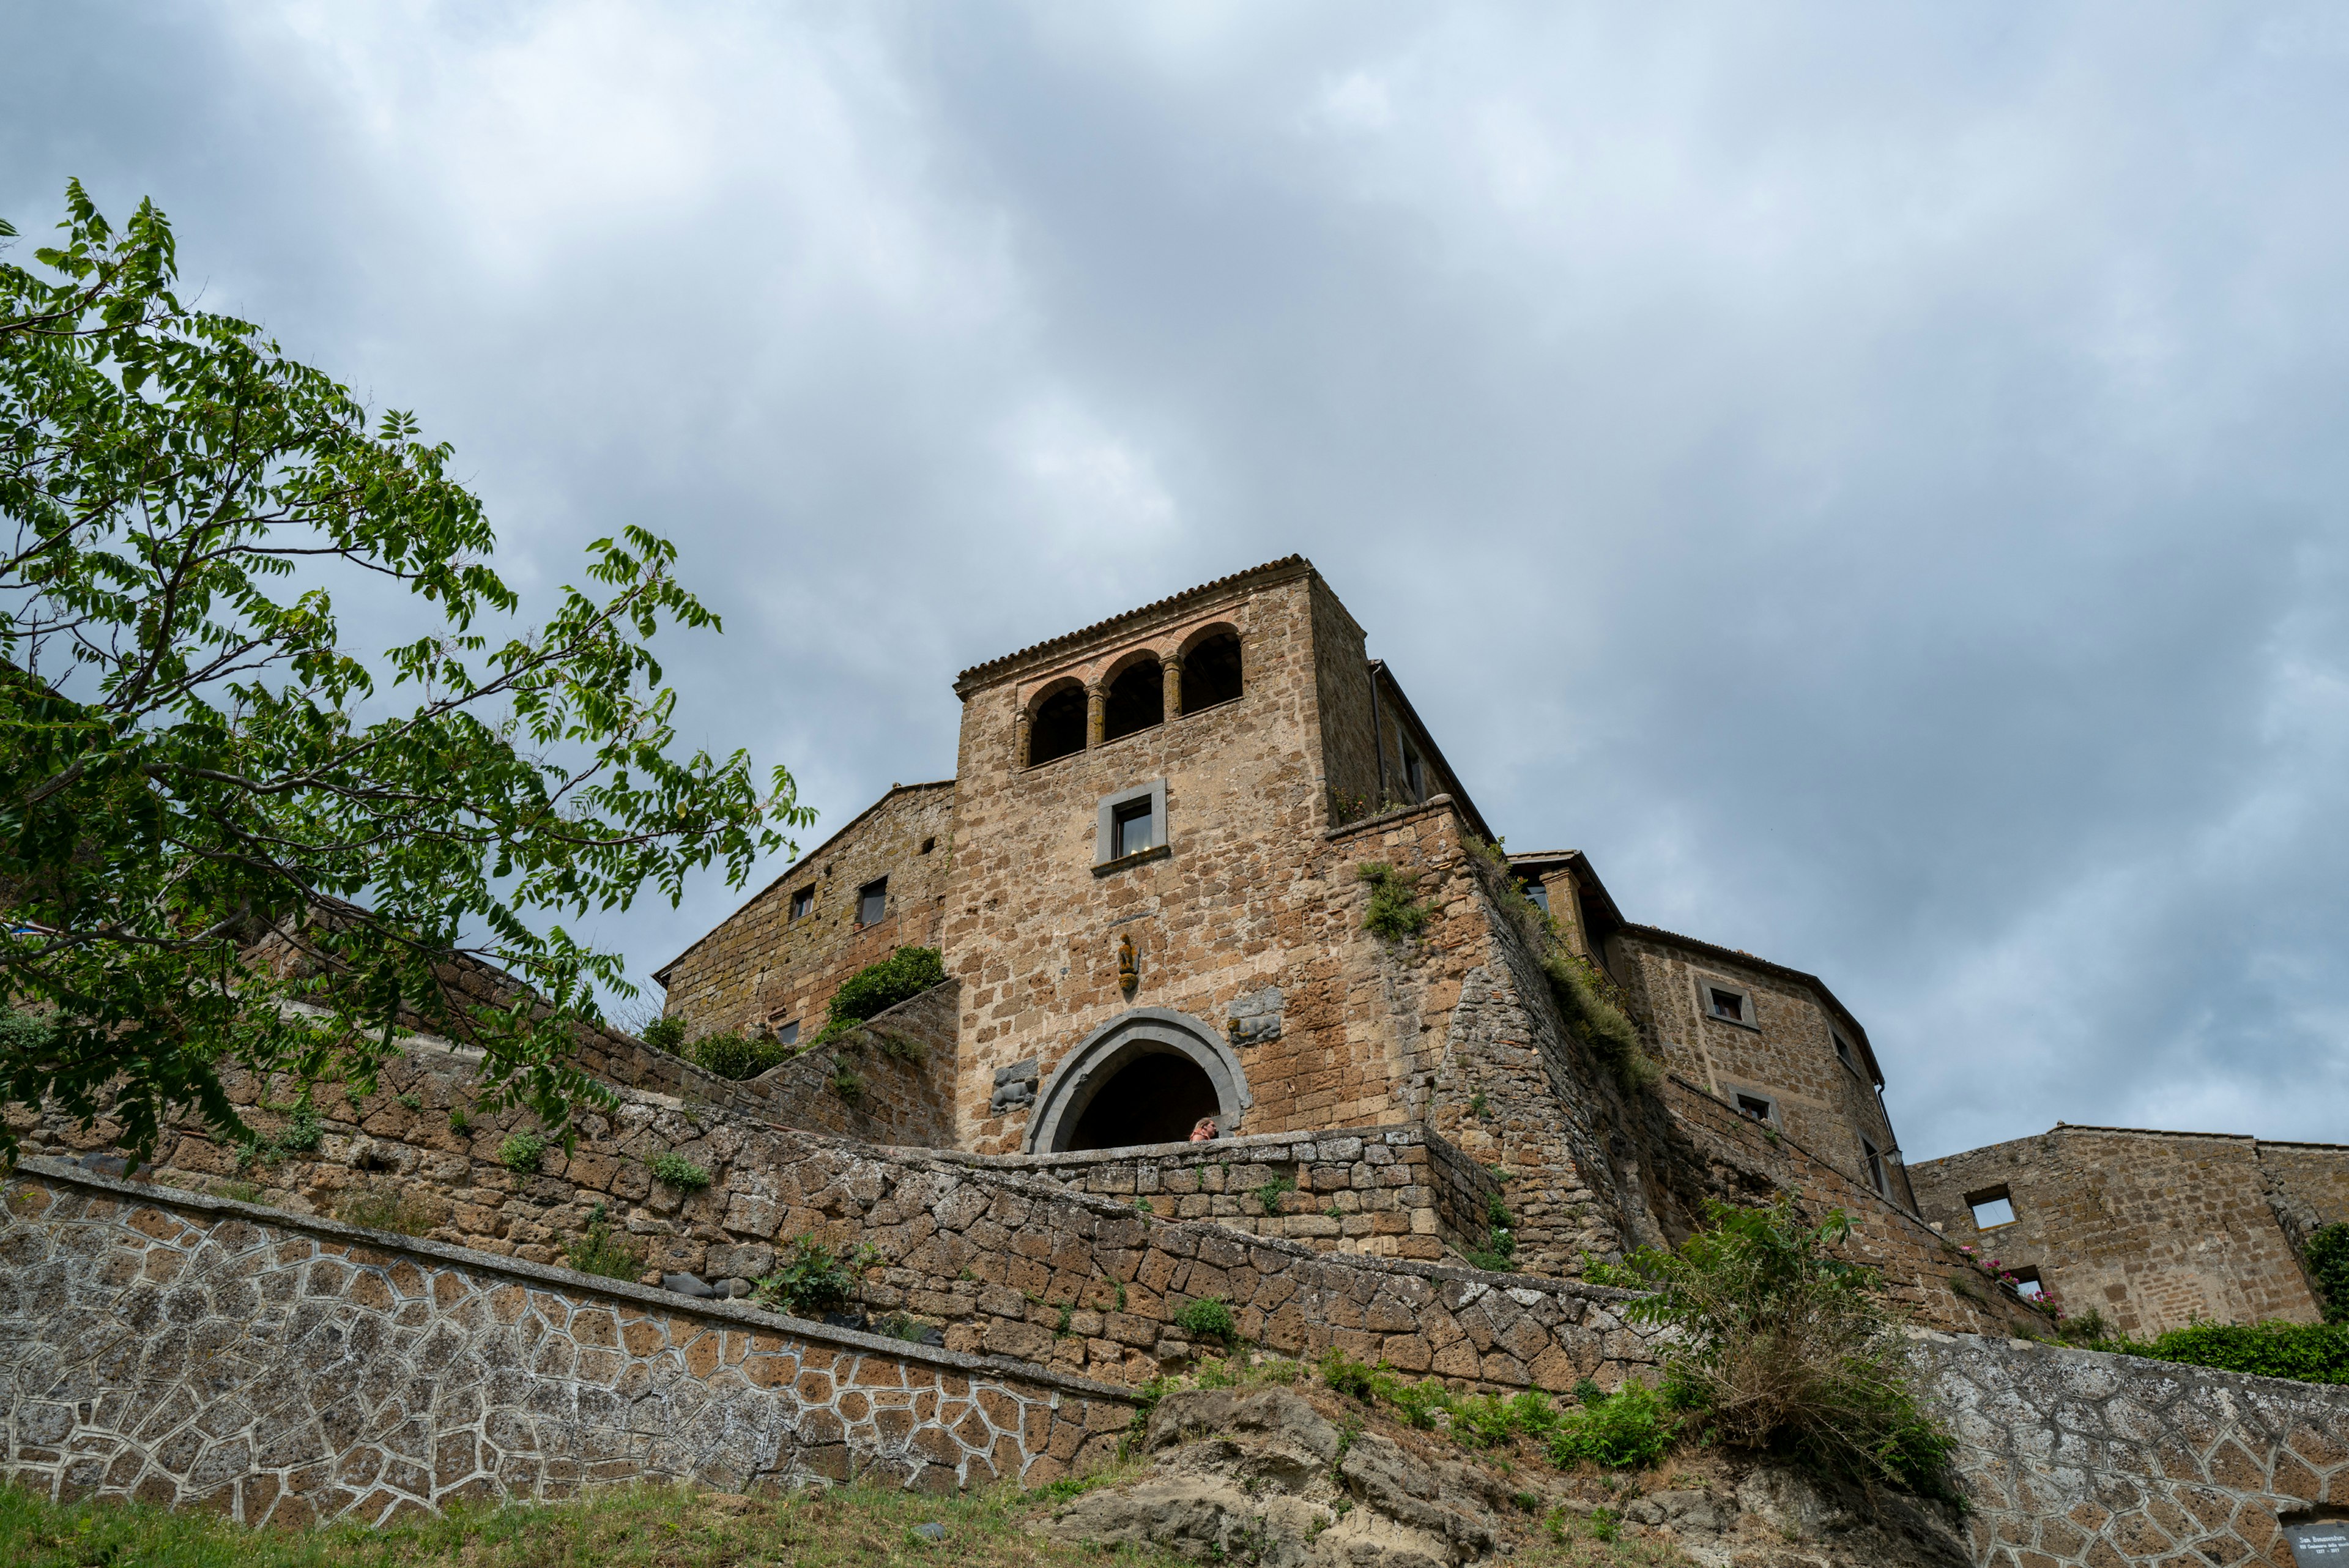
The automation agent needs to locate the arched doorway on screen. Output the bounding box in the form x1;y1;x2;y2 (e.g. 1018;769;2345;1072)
1023;1007;1253;1154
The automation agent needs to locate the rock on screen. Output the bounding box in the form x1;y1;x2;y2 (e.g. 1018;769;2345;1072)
912;1522;946;1542
1041;1386;1507;1567
662;1273;716;1298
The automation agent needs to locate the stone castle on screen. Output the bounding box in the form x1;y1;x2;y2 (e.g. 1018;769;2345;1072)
655;554;2349;1338
8;554;2348;1564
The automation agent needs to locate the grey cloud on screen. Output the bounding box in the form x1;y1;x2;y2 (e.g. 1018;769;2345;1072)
6;1;2348;1155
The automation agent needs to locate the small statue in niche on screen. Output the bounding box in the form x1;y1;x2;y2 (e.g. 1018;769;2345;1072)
1118;931;1139;994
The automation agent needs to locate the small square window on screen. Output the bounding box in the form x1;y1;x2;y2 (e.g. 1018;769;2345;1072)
2011;1269;2045;1301
1735;1093;1773;1121
1833;1031;1855;1068
1112;797;1156;858
789;886;814;921
1969;1189;2016;1230
858;877;888;926
775;1019;800;1046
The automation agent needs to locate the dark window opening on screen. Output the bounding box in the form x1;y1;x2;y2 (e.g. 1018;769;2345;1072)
2011;1268;2045;1301
920;836;937;855
1735;1093;1774;1123
1112;797;1156;858
858;877;888;926
1862;1136;1888;1196
789;886;814;921
1521;880;1549;913
1102;658;1164;741
1066;1051;1221;1151
1709;987;1746;1022
1030;685;1088;765
1402;745;1427;801
1833;1031;1855;1068
775;1020;800;1046
1181;631;1243;710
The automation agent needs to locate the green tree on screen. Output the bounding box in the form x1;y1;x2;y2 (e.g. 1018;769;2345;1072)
0;184;808;1165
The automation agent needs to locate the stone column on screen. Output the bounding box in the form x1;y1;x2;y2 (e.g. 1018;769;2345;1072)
1013;704;1031;768
1162;656;1184;719
1085;683;1106;748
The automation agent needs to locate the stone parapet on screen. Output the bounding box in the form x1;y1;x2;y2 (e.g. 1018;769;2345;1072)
1914;1331;2349;1566
0;1161;1137;1525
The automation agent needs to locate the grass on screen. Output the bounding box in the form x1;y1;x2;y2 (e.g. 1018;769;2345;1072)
334;1189;434;1236
0;1475;1696;1568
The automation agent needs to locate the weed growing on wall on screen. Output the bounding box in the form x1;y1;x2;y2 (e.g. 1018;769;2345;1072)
1594;1196;1958;1498
334;1189;433;1237
497;1132;546;1173
2305;1222;2349;1325
564;1203;646;1281
1252;1174;1296;1216
1356;863;1432;941
639;1017;686;1053
1543;948;1657;1094
753;1234;875;1318
2087;1319;2349;1385
1315;1351;1671;1471
646;1152;710;1191
1463;1191;1519;1271
688;1031;787;1080
828;1061;866;1105
1174;1295;1238;1347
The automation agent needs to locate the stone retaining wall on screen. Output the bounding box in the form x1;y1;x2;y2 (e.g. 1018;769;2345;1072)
968;1122;1494;1262
10;1057;1670;1393
0;1162;1135;1526
1915;1331;2349;1567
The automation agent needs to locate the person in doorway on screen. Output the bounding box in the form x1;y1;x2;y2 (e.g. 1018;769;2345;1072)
1189;1117;1220;1142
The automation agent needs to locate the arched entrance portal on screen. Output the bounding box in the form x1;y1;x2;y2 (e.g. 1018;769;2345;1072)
1022;1008;1252;1154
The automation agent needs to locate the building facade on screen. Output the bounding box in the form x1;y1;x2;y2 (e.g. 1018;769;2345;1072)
656;557;1909;1268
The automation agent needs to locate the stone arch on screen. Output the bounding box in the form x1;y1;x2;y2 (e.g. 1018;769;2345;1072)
1025;677;1088;765
1100;653;1165;741
1023;1007;1253;1153
1177;624;1243;712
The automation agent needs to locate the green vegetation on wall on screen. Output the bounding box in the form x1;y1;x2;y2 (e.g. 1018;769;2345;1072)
1356;863;1431;942
2305;1222;2349;1325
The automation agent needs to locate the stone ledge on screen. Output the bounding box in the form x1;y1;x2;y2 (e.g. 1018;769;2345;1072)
1321;794;1461;844
951;1122;1425;1173
8;1156;1139;1407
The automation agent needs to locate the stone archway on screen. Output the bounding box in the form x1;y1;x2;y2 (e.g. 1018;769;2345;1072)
1022;1007;1253;1154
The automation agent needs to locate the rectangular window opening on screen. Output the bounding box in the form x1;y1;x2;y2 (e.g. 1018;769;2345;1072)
789;886;814;921
1403;746;1426;802
775;1020;800;1046
1735;1093;1773;1123
1521;879;1549;913
858;877;888;927
1709;987;1745;1022
1968;1189;2016;1230
1112;797;1156;858
2012;1269;2045;1301
1833;1031;1854;1068
1861;1136;1889;1197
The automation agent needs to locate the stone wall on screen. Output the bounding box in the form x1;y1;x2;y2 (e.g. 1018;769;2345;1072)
1915;1330;2349;1567
655;781;957;1046
964;1121;1492;1264
10;1044;1673;1394
1910;1126;2342;1337
1664;1074;2049;1340
1616;926;1910;1210
0;1162;1139;1525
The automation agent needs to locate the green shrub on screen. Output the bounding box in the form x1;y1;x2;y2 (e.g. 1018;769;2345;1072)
334;1189;432;1236
1543;948;1658;1093
396;1093;423;1111
2095;1319;2349;1384
1545;1381;1675;1470
640;1016;686;1053
1596;1195;1956;1497
689;1031;789;1080
754;1234;873;1318
1174;1295;1237;1346
497;1132;546;1173
826;945;946;1027
872;1311;935;1343
565;1203;645;1280
1319;1348;1379;1401
2306;1223;2349;1325
1357;863;1432;942
1252;1174;1296;1216
829;1060;865;1104
647;1151;710;1191
0;1009;55;1057
448;1107;470;1132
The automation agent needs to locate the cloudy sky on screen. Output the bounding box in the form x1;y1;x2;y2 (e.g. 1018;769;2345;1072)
9;2;2349;1159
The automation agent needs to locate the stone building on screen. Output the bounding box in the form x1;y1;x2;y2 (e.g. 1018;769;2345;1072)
657;555;1912;1257
1910;1124;2349;1337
